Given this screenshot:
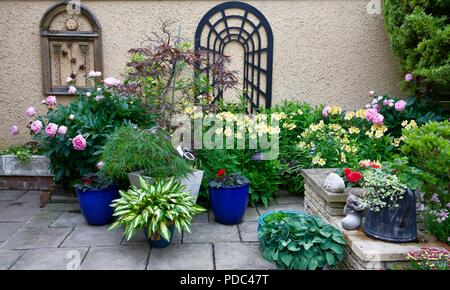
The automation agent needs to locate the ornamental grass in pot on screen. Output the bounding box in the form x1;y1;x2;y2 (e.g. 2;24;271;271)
109;176;206;248
208;169;250;225
99;126;203;202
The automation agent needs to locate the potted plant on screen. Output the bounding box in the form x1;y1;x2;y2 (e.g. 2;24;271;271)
360;167;417;242
100;126;203;203
109;176;206;248
258;212;346;270
74;173;119;226
208;169;250;225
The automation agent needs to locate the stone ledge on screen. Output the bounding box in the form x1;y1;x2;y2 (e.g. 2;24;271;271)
0;155;52;176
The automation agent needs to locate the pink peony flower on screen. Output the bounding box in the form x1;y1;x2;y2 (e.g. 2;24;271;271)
96;161;105;169
68;86;77;94
322;106;330;117
95;95;104;102
104;77;120;87
72;134;87;151
57;125;67;136
30;120;43;134
95;71;102;77
66;76;74;84
88;71;97;78
395;100;407;112
69;114;75;121
373;104;382;112
86;92;91;97
383;99;395;107
10;125;19;136
405;73;413;82
26;107;37;117
372;113;384;125
45;95;57;106
88;71;102;78
45;123;58;137
431;194;440;203
365;108;378;122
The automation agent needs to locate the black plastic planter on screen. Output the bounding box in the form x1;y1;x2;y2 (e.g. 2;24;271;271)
363;189;417;243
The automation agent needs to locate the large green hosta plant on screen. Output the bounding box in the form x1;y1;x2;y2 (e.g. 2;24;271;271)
258;213;346;270
109;176;206;241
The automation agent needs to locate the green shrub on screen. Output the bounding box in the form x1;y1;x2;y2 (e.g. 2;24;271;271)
258;213;346;270
32;86;151;185
401;121;450;198
383;0;450;95
100;126;193;183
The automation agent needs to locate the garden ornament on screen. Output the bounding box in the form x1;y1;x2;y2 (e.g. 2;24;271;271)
342;194;365;231
176;145;195;161
323;173;345;193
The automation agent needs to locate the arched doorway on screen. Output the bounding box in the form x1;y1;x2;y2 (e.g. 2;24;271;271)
195;1;274;112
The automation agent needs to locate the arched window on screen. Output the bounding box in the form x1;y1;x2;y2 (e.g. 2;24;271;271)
40;1;102;96
195;1;274;112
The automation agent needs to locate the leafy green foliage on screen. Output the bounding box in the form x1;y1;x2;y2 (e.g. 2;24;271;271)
109;176;206;241
383;0;450;95
401;121;450;199
360;168;408;212
33;87;151;185
0;143;41;163
258;214;346;270
73;173;114;192
100;126;193;183
209;172;249;188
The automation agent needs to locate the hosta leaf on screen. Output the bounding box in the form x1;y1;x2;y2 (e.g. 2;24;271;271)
325;251;335;265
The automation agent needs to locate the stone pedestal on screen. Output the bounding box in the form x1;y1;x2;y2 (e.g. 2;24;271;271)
301;168;450;270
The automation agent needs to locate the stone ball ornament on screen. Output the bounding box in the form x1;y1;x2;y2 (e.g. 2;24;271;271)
342;194;365;231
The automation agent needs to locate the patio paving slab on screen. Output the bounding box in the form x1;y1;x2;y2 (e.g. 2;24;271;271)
183;223;240;243
238;222;259;242
23;210;62;228
10;247;88;270
61;225;123;247
0;222;23;242
41;203;80;212
274;195;304;204
0;191;40;222
50;210;86;227
147;243;214;270
0;249;25;270
257;201;305;215
81;246;149;270
208;207;260;223
1;227;73;250
0;190;26;201
214;242;276;270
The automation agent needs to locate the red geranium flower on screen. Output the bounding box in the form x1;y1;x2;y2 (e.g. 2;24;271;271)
216;169;226;177
343;168;351;177
347;172;363;183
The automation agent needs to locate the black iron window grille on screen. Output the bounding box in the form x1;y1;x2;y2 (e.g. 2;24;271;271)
195;1;274;112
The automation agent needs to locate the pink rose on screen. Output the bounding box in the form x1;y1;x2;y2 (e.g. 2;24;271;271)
72;134;87;151
96;161;105;169
405;73;413;82
10;125;19;136
365;108;378;122
395;100;407;112
68;86;77;94
45;96;57;106
30;120;43;134
372;113;384;125
26;107;37;117
104;77;120;87
322;106;330;117
57;126;67;136
45;123;58;137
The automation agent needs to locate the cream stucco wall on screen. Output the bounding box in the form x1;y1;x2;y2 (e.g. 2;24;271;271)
0;0;402;148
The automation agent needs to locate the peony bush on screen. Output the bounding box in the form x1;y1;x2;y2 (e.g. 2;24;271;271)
21;73;152;185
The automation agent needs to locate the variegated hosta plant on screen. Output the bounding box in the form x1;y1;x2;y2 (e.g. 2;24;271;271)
109;176;206;241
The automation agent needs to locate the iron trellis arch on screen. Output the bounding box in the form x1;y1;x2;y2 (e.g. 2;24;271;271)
195;1;274;112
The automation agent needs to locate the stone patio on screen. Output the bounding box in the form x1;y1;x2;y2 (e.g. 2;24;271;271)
0;189;304;270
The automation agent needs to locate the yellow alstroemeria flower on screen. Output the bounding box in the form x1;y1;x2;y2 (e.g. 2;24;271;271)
355;109;366;119
344;111;355;120
349;127;360;134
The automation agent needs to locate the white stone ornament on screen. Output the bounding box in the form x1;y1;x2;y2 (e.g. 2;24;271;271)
323;173;345;193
